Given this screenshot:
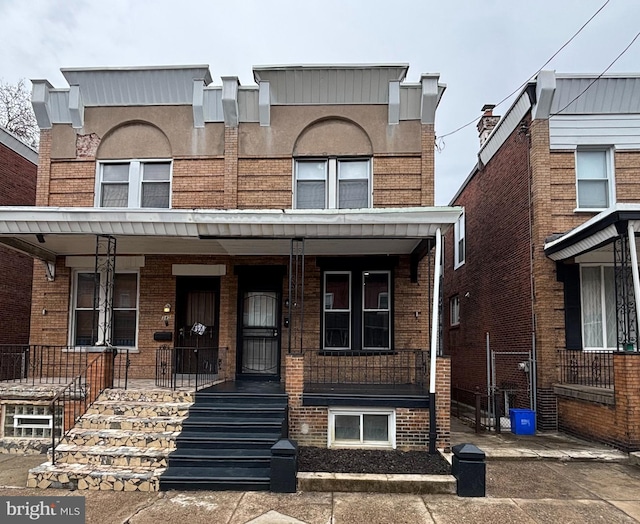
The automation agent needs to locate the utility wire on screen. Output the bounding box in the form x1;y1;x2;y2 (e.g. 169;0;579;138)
550;29;640;116
436;0;610;142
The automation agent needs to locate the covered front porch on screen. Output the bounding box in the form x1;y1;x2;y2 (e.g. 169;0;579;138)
545;203;640;451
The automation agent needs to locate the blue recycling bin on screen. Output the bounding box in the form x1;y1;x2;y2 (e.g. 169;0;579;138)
509;408;535;435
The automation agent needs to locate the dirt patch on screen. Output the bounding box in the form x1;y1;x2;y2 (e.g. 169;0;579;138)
298;447;451;475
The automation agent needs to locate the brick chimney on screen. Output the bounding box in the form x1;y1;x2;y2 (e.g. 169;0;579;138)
477;104;500;146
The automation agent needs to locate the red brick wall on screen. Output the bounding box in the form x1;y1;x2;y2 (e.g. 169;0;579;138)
443;118;533;394
0;139;37;344
558;353;640;452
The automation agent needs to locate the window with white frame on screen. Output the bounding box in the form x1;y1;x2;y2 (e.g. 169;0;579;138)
98;161;171;208
2;404;62;439
450;295;460;326
323;270;391;351
580;265;616;350
454;211;465;268
329;408;395;448
72;271;139;347
295;158;371;209
576;149;613;210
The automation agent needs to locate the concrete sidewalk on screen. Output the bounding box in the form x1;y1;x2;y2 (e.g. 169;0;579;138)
2;452;640;523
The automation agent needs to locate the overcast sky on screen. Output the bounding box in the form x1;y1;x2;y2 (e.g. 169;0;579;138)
1;0;639;204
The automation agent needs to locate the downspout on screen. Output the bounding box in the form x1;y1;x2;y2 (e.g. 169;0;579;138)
627;222;640;347
429;228;442;454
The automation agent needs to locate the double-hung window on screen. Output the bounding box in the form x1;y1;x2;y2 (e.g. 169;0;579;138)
454;211;465;268
323;269;391;351
72;271;139;348
580;265;616;350
576;149;613;210
98;161;171;208
295;158;371;209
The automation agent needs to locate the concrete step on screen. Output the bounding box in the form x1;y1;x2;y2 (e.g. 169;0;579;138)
51;443;170;469
76;414;185;432
27;461;163;491
86;400;191;418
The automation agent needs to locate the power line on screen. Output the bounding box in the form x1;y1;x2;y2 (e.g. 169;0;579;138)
550;29;640;116
436;0;610;143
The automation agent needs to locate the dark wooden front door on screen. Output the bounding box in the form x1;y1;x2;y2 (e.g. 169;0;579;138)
175;277;220;373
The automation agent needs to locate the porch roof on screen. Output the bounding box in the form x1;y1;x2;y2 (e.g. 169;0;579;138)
544;203;640;261
0;206;461;260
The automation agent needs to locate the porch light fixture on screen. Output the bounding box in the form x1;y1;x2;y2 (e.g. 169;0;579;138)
163;304;171;313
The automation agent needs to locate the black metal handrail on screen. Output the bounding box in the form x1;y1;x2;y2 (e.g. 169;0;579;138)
155;346;225;390
0;344;92;385
557;349;614;389
49;348;116;464
303;348;429;387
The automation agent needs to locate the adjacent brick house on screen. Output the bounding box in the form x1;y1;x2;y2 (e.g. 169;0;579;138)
0;64;459;488
0;126;37;346
444;71;640;451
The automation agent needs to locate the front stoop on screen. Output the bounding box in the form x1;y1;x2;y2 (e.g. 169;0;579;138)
27;388;193;492
297;472;457;494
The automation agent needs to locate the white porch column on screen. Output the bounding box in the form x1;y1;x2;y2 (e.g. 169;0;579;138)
429;228;442;394
627;222;640;350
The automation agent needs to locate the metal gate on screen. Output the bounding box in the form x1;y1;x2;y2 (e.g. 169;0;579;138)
489;350;534;431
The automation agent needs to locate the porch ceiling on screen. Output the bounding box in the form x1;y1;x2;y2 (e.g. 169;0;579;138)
0;206;461;258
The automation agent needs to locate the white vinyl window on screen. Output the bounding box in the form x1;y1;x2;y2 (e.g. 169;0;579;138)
580;265;616;350
71;271;139;348
576;149;613;210
329;409;395;449
97;161;171;208
295;158;371;209
450;295;460;326
454;211;465;268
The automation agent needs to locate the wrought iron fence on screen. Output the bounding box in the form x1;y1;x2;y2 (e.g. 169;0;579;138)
303;348;429;388
557;350;614;389
155;346;225;390
0;345;93;385
49;349;116;464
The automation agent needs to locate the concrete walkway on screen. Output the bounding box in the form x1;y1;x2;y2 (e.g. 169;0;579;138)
1;420;640;523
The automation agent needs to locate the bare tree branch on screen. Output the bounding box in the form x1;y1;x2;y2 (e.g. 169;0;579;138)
0;79;39;150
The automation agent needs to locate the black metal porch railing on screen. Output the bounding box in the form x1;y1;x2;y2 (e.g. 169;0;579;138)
49;349;116;464
557;350;614;389
303;348;429;389
0;344;93;385
155;345;225;390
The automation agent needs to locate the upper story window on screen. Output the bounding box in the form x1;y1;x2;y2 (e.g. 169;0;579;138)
576;149;614;210
454;211;465;269
295;158;371;209
97;161;171;208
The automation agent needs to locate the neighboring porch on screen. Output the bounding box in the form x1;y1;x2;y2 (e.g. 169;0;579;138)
546;204;640;451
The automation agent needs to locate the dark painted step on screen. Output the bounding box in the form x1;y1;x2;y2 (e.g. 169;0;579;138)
161;466;270;491
188;406;286;417
193;393;287;407
180;421;283;434
175;435;278;450
167;448;271;468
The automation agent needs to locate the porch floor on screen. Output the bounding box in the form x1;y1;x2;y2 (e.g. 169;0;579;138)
198;380;285;394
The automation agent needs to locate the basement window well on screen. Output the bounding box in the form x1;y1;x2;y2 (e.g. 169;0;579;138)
328;408;396;449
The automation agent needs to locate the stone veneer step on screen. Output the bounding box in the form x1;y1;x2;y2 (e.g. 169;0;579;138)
27;461;163;491
51;443;169;468
62;427;179;449
97;389;194;403
28;388;195;492
85;400;192;417
76;414;185;432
